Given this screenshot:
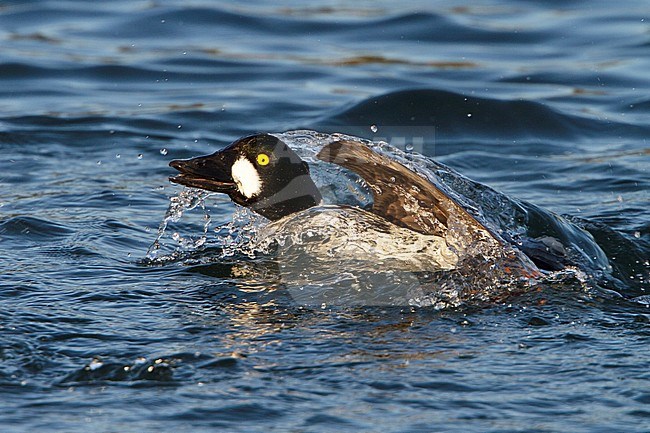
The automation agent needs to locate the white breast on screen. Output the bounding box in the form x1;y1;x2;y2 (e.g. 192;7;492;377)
231;156;262;198
257;205;459;272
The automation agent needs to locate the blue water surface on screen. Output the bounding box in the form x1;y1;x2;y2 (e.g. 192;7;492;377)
1;1;649;432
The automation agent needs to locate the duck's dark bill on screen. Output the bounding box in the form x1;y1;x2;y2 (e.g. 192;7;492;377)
168;173;236;192
169;158;237;193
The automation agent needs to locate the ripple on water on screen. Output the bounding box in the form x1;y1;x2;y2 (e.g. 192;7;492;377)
0;216;73;241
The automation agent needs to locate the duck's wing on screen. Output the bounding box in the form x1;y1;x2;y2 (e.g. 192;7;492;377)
316;140;494;239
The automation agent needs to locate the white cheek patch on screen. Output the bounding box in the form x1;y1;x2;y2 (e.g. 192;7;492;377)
231;156;262;198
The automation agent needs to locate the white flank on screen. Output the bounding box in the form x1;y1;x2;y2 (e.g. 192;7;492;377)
231;156;262;198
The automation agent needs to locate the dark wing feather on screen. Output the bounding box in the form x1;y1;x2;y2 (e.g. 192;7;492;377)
316;140;492;238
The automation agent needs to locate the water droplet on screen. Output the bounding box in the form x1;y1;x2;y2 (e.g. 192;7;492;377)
370;124;378;133
137;154;143;159
160;148;168;155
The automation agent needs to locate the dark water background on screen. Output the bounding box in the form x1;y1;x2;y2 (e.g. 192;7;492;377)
1;1;649;431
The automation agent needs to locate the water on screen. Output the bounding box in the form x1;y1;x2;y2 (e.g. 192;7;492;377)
1;1;649;431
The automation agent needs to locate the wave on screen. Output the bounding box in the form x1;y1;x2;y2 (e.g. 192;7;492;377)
319;88;650;141
0;216;73;241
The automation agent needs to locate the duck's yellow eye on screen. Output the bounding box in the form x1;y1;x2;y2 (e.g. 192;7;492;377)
256;153;270;166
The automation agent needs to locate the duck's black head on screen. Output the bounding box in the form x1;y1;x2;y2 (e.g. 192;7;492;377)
169;134;322;220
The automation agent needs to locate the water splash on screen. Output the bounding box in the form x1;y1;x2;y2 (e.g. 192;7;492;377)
144;186;270;265
212;206;268;259
144;187;213;262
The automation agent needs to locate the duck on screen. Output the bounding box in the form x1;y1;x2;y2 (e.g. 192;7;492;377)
168;133;543;283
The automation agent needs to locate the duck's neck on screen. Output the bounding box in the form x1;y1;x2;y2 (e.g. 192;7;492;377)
248;175;322;221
